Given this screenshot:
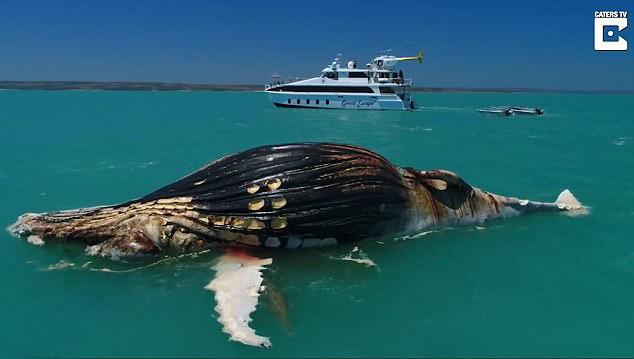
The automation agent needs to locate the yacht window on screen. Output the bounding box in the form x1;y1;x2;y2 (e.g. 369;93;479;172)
296;99;300;104
379;86;395;94
349;72;369;79
287;99;291;104
323;71;338;80
321;71;339;80
316;99;320;105
306;99;310;104
269;85;374;93
326;99;330;105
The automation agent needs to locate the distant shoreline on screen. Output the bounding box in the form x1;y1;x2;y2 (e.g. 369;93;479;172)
0;81;631;94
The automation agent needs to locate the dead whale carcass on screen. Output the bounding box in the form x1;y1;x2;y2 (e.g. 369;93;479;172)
8;143;585;347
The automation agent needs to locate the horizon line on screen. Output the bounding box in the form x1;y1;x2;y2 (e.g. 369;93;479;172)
1;80;632;94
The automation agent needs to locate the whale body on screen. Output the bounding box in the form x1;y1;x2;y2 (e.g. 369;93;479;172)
8;143;582;255
7;143;584;347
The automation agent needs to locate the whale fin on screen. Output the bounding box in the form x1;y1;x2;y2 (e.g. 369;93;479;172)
555;189;582;210
205;252;273;348
263;282;292;335
411;169;474;210
421;179;447;191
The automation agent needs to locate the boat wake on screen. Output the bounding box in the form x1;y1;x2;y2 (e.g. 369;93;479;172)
414;106;472;112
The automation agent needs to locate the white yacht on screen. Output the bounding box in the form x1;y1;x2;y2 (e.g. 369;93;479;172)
264;51;423;110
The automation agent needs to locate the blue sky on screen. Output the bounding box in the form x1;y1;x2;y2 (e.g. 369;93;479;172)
0;0;632;90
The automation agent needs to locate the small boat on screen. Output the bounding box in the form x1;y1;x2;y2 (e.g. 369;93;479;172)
478;106;545;116
510;106;545;115
477;107;514;116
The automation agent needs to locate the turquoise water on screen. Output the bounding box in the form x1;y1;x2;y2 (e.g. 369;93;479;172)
1;90;633;357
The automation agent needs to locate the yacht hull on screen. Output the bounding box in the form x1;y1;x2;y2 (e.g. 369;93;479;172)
266;91;411;110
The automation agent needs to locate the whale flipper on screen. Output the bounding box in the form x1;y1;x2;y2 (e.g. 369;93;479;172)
205;252;273;348
262;282;292;335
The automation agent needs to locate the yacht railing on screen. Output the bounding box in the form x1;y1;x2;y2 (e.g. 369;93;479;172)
370;78;412;86
265;82;283;90
265;78;304;90
264;77;412;89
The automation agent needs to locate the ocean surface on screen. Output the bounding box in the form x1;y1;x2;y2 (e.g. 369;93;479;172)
1;90;633;357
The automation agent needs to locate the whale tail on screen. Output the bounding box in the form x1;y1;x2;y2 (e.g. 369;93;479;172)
555;189;583;210
553;189;589;216
469;187;587;218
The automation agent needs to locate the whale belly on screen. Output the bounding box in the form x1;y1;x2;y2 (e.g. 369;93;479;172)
138;143;412;249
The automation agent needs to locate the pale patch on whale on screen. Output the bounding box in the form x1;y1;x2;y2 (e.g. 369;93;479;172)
205;253;273;348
